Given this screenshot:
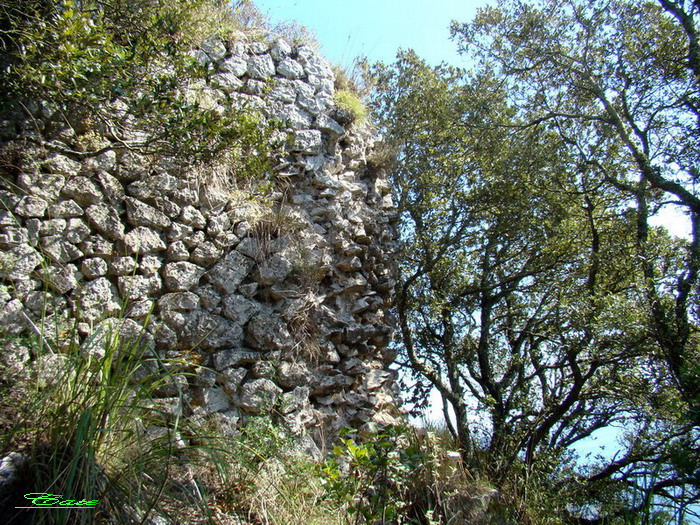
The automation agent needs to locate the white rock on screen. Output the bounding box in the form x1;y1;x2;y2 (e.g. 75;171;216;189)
247;54;276;79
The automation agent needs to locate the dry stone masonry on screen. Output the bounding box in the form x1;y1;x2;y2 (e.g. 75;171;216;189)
0;36;401;452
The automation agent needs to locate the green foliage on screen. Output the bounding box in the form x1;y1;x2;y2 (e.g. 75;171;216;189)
321;427;417;523
0;318;197;523
0;0;275;170
373;2;700;519
334;90;368;125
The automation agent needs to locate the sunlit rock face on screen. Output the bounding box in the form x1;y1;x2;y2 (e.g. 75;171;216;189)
0;36;401;449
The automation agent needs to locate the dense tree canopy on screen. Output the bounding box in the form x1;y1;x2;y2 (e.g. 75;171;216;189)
375;0;700;521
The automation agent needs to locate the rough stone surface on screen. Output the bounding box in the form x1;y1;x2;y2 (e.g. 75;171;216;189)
0;36;401;448
207;250;254;294
238;378;283;414
124;227;166;254
163;262;205;291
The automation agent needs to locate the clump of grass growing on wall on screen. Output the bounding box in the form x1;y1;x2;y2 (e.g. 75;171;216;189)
334;90;368;125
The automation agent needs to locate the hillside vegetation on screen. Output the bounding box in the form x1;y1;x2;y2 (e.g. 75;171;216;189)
1;0;699;524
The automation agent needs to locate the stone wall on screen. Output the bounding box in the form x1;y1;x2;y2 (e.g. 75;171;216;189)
0;36;401;452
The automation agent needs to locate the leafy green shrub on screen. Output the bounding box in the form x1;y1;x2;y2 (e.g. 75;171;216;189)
0;0;275;170
320;426;429;524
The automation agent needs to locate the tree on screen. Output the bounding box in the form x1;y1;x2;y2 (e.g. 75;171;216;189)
453;0;700;419
374;24;700;525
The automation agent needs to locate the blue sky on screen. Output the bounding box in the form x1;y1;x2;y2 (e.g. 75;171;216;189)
252;0;491;67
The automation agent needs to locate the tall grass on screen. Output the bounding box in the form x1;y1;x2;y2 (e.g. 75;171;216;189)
0;315;201;524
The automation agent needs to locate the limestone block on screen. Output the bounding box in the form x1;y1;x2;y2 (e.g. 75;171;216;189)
268;81;297;103
81;257;108;279
158;291;200;311
40;235;83;263
238;282;258;298
161;311;186;333
213;232;238;251
108;256;137;276
316;114;345;137
125;197;170;229
276;361;315;389
0;226;29;249
183;230;206;248
221;55;248;77
167;222;193;242
39;219;66;237
340;357;370;376
124;299;151;321
154;320;177;347
243;79;266;96
201;38;227;62
238;378;282;414
43;153;81;175
0;189;20;209
179;205;207;229
274;104;313;129
247;54;276;79
80;235;113;256
139;254;163;276
213;348;261;370
127;174;178;200
14;196;47;218
292;130;323;154
247;41;269;54
85;150;116;172
249;361;273;379
283;407;317;435
337;256;362;272
62;176;103;206
212;72;244;93
18;172;65;201
86;203;124;240
165;241;189;262
195;284;221;310
362;369;391;391
254;253;291;285
221;367;248;392
207;250;254;294
209;409;241;435
297;93;321;115
162;261;205;291
64;218;91;243
0;299;25;334
277;58;304;79
0;212;14;229
72;277;121;322
297;46;333;79
245;310;293;351
311;374;354;396
222;294;259;324
270;39;292;61
124;227;166;254
190;49;209;66
202;387;231;414
155;197;181;219
118;274;162;300
279;386;310;415
184;311;243;349
36;264;79;294
191;241;221;265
